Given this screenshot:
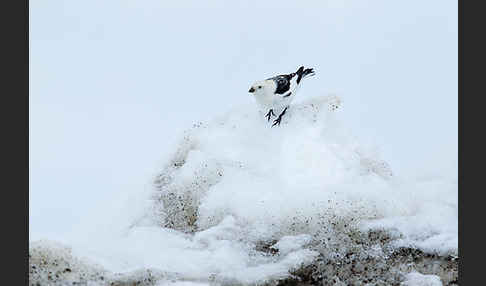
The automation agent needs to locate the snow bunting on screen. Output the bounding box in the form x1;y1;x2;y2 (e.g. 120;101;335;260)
249;66;315;126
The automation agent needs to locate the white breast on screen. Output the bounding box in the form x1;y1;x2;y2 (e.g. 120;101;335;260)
252;80;278;108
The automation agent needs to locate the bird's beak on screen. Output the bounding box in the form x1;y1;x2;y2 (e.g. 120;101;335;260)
248;87;255;93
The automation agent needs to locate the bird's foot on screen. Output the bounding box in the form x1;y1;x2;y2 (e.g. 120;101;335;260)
272;117;282;127
265;109;275;121
272;107;288;127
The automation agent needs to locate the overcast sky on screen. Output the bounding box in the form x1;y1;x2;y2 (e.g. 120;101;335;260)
30;0;457;240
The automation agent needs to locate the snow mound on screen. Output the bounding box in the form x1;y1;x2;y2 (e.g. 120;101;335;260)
33;95;456;285
150;95;455;255
153;95;394;232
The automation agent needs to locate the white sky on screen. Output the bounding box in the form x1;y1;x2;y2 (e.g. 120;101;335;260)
29;0;457;240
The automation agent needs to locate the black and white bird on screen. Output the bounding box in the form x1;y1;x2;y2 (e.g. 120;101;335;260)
248;66;315;126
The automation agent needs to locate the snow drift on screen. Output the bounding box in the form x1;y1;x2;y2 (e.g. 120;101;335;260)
150;94;456;254
30;95;457;285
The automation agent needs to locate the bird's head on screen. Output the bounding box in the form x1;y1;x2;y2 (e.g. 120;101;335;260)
248;80;273;95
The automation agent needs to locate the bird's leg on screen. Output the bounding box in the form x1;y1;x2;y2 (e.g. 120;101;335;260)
272;107;288;127
265;109;275;121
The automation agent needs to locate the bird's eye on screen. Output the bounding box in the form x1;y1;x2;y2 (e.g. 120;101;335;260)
258;86;262;89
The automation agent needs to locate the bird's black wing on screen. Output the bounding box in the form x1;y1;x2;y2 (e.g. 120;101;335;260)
267;73;296;95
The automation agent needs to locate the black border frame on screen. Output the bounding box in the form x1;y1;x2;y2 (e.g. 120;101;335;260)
4;0;470;284
2;0;29;284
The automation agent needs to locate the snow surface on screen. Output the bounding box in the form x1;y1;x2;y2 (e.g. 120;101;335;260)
401;272;443;286
157;282;210;286
31;95;457;285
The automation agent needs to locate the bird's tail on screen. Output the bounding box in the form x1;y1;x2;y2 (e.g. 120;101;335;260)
296;66;315;84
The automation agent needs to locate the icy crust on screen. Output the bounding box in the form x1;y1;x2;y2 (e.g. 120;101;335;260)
29;240;108;285
401;272;443;286
29;240;179;286
30;233;319;286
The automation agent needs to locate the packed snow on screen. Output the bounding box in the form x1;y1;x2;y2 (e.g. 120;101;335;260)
30;95;457;285
401;272;443;286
